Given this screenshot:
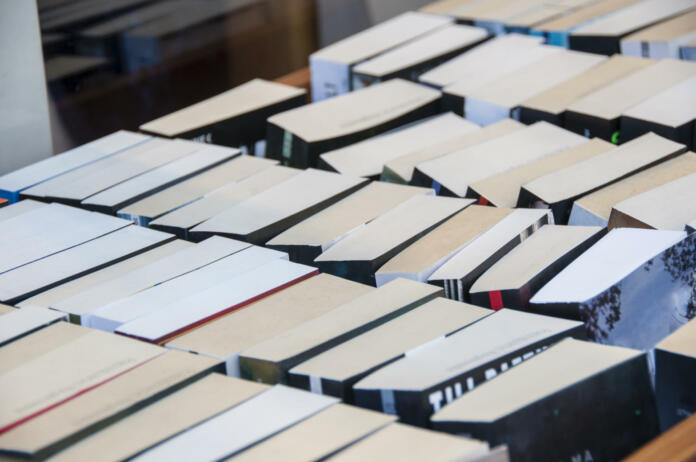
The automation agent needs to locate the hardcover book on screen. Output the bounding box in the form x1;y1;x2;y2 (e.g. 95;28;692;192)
620;10;696;59
0;306;67;347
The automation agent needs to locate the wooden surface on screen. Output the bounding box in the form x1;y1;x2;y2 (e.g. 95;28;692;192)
624;413;696;461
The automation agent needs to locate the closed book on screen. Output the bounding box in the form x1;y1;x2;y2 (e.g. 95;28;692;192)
115;155;275;226
0;225;174;304
530;228;696;349
0;306;67;347
519;133;686;223
620;9;696;59
229;404;395;462
353;309;583;426
267;182;432;265
166;274;372;376
54;236;249;325
0;199;46;222
0;203;131;275
469;138;613;208
609;171;696;230
469;225;604;310
624;413;696;462
115;259;317;344
47;374;268;462
0;130;148;202
266;79;441;168
149;165;299;239
431;339;658;462
238;278;441;384
519;55;653;126
310;12;452;101
0;350;221;459
428;208;552;302
20;138;197;204
569;0;696;55
319;113;479;179
140;79;306;147
130;386;337;462
620;74;696;146
653;317;696;431
326;422;490;462
419;33;544;89
461;50;605;126
189;169;367;244
375;205;513;286
351;24;488;88
570;152;696;227
288;298;490;402
82;144;239;215
315;195;473;285
416;122;586;199
393;119;524;186
87;245;286;332
565;59;696;141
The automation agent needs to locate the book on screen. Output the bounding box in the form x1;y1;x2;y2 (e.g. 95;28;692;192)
428;208;552;302
20;138;198;204
430;339;658;462
47;374;268;462
315;195;473;285
654;317;696;431
624;413;696;462
620;74;696;146
16;240;190;316
129;386;337;461
503;3;584;35
375;206;513;286
0;304;14;315
53;236;249;325
81;144;240;215
456;49;605;126
465;0;573;35
230;404;395;462
318;113;479;179
389;119;524;185
140;79;306;147
149;165;299;239
609;171;696;231
309;11;452;101
0;306;67;347
682;37;696;60
166;274;372;376
352;309;583;426
469;225;604;310
518;133;687;223
0;203;131;275
267;182;432;265
351;24;488;88
0;225;174;304
238;278;441;384
288;298;491;402
530;0;644;48
565;59;696;141
519;55;653;126
0;350;221;459
266;79;442;168
189;169;367;244
0;322;163;436
620;9;696;59
0;199;47;222
115;259;317;344
469;138;613;209
418;33;544;89
569;0;696;55
86;245;286;332
0;130;148;202
530;228;696;349
415;122;587;198
115;155;275;226
326;422;490;462
569;152;696;227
